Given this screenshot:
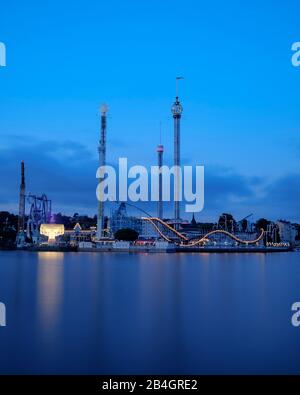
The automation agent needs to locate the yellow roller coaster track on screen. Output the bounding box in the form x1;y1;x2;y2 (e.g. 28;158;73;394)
142;217;265;246
186;228;265;246
142;217;188;241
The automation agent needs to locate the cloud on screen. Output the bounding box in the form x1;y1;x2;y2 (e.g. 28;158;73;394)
255;174;300;222
0;138;97;214
0;137;299;222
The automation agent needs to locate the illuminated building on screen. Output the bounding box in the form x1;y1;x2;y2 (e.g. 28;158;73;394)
276;220;297;244
40;224;65;244
110;203;142;236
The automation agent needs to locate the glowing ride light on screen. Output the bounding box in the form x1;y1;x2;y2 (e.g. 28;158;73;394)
186;228;265;247
40;224;65;243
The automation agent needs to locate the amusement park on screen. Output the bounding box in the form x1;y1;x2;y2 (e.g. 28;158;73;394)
12;92;297;253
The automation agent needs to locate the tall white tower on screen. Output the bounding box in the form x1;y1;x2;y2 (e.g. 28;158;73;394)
171;82;183;225
97;104;108;239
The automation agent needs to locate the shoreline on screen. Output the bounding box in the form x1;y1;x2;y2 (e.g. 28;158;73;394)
6;246;294;253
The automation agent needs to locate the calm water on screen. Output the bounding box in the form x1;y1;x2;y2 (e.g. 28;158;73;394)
0;251;299;374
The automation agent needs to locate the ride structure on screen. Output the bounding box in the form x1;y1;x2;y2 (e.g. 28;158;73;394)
26;194;52;243
142;217;265;247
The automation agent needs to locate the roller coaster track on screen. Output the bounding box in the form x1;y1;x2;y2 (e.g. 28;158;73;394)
186;228;265;246
142;217;265;246
142;217;188;242
143;218;173;243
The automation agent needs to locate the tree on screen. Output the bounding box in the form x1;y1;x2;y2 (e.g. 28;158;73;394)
255;218;270;231
114;228;139;241
0;212;18;249
53;213;72;228
240;218;248;232
0;211;18;230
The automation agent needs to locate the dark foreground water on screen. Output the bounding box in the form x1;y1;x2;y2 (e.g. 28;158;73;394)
0;251;299;374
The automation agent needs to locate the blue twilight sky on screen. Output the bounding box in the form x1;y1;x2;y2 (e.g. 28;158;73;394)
0;0;300;222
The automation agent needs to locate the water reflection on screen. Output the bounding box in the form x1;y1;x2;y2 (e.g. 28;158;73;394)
0;251;299;374
37;252;64;334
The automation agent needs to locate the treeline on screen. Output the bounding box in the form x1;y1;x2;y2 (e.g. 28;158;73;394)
0;211;18;248
53;213;97;230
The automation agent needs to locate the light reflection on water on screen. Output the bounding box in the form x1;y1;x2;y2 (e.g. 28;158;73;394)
37;252;64;335
0;251;299;374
